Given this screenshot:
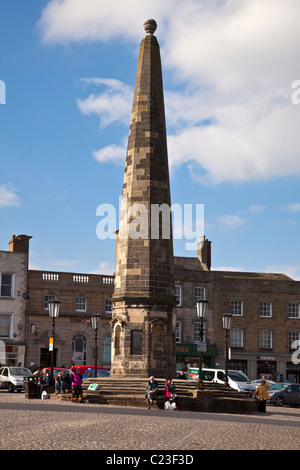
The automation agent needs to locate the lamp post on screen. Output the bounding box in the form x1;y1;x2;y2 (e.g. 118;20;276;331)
48;299;60;384
222;312;232;387
196;299;208;390
91;313;101;377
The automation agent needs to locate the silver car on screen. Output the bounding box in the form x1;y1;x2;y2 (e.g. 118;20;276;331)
0;366;31;392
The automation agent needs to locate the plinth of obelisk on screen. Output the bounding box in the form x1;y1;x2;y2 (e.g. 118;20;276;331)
110;20;176;377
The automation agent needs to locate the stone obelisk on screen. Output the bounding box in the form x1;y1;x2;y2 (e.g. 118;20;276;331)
110;19;176;377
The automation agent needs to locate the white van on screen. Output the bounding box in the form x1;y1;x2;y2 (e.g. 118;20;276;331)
188;367;255;396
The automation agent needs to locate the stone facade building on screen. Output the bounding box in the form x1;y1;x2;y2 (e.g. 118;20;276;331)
26;269;114;371
0;235;31;366
174;239;300;382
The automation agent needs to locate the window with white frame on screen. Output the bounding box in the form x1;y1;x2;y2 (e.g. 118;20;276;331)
0;273;14;298
0;314;12;338
176;321;181;343
231;328;243;348
288;331;300;350
193;322;205;343
230;300;243;316
194;287;205;306
105;299;112;313
260;301;272;317
175;285;181;306
76;297;87;312
44;295;56;310
288;303;300;319
259;330;272;349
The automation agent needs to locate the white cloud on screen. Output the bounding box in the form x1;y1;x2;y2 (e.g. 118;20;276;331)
37;0;173;44
90;261;114;275
77;78;133;128
0;184;20;207
39;0;300;184
216;214;246;230
281;203;300;212
92;143;126;165
245;205;267;214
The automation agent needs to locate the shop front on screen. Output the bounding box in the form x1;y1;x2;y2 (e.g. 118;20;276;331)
0;343;25;367
176;343;216;372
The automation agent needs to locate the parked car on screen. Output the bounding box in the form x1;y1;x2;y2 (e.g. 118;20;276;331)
188;367;256;395
251;379;275;389
82;369;110;379
70;365;109;377
0;366;31;392
267;383;290;398
269;383;300;406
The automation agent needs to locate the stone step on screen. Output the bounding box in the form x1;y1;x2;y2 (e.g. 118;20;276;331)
55;377;257;413
80;378;250;400
57;390;257;414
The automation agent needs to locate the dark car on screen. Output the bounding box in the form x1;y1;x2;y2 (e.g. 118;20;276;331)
269;383;300;407
267;382;290;398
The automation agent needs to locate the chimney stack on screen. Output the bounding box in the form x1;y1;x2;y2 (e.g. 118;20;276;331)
9;234;32;255
197;235;212;271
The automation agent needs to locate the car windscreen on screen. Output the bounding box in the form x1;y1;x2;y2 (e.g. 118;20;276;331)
269;383;288;390
9;368;31;376
228;371;250;382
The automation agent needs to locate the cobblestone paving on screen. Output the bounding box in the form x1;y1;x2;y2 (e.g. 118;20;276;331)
0;391;299;451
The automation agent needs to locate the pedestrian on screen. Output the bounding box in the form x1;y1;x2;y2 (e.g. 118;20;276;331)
164;376;178;410
55;371;62;393
61;370;72;393
71;366;83;402
145;376;158;409
255;378;270;412
39;369;52;398
55;370;72;394
176;370;186;379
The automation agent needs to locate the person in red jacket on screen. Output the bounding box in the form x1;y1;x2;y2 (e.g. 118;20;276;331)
164;377;178;410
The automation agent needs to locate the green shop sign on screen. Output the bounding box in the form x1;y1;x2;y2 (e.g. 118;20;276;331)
176;343;216;357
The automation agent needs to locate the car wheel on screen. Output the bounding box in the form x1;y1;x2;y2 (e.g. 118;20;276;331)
274;396;284;406
7;383;14;393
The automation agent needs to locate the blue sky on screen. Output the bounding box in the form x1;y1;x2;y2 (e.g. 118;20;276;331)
0;0;300;280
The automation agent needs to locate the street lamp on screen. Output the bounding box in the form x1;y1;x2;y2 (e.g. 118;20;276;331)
196;299;208;389
222;312;232;386
48;299;60;384
91;313;101;377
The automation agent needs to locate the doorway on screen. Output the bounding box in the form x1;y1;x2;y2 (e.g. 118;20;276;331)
40;348;57;369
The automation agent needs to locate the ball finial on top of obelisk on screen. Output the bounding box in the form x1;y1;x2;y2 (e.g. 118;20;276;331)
143;18;157;36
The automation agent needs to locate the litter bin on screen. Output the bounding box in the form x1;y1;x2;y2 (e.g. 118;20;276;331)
24;375;38;399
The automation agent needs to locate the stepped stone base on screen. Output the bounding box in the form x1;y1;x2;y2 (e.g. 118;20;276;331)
56;377;258;414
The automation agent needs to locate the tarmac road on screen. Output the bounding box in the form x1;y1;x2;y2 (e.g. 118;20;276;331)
0;389;299;453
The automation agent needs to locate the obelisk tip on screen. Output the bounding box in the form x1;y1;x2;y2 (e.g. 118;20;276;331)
143;19;157;36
